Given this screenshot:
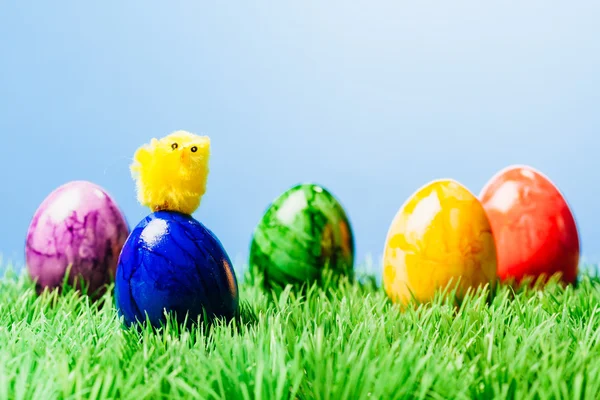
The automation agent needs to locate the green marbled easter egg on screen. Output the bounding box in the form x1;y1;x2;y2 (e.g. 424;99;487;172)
249;183;355;289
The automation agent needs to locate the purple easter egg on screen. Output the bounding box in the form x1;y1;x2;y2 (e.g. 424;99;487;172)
25;180;130;296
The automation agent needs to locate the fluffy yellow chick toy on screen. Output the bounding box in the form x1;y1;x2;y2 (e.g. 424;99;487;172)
130;130;210;215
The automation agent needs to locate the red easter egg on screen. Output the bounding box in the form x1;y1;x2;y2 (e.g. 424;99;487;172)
479;165;580;284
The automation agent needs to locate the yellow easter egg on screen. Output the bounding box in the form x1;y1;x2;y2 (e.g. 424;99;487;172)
382;179;497;306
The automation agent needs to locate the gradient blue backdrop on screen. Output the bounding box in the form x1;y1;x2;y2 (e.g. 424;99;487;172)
1;1;599;275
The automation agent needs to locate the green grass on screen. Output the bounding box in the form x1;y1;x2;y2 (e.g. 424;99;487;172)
1;265;600;400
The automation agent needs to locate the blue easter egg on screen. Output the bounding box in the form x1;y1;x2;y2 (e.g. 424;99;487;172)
114;211;239;328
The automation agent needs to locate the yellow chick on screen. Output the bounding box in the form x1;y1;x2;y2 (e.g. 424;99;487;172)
130;130;210;215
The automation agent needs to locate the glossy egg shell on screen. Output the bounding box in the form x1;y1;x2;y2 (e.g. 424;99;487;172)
115;211;239;328
25;180;129;297
479;165;580;284
249;183;354;289
383;179;497;305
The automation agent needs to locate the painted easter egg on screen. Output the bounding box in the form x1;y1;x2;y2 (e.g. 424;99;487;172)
25;180;129;297
115;211;239;328
480;165;580;284
382;179;497;306
249;183;354;289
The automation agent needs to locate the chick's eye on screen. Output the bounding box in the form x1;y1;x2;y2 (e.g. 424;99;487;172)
190;146;198;153
171;143;178;150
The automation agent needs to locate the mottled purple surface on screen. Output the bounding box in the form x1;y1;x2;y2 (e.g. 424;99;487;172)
25;180;129;296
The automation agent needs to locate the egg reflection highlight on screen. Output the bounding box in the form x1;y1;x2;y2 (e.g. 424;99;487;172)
383;179;497;306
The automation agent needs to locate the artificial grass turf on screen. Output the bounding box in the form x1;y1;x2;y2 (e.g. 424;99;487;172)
0;265;600;400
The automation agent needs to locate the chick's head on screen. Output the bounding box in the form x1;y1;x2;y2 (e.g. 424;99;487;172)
159;131;211;178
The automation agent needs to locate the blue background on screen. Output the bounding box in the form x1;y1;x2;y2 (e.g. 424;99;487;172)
1;1;599;276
